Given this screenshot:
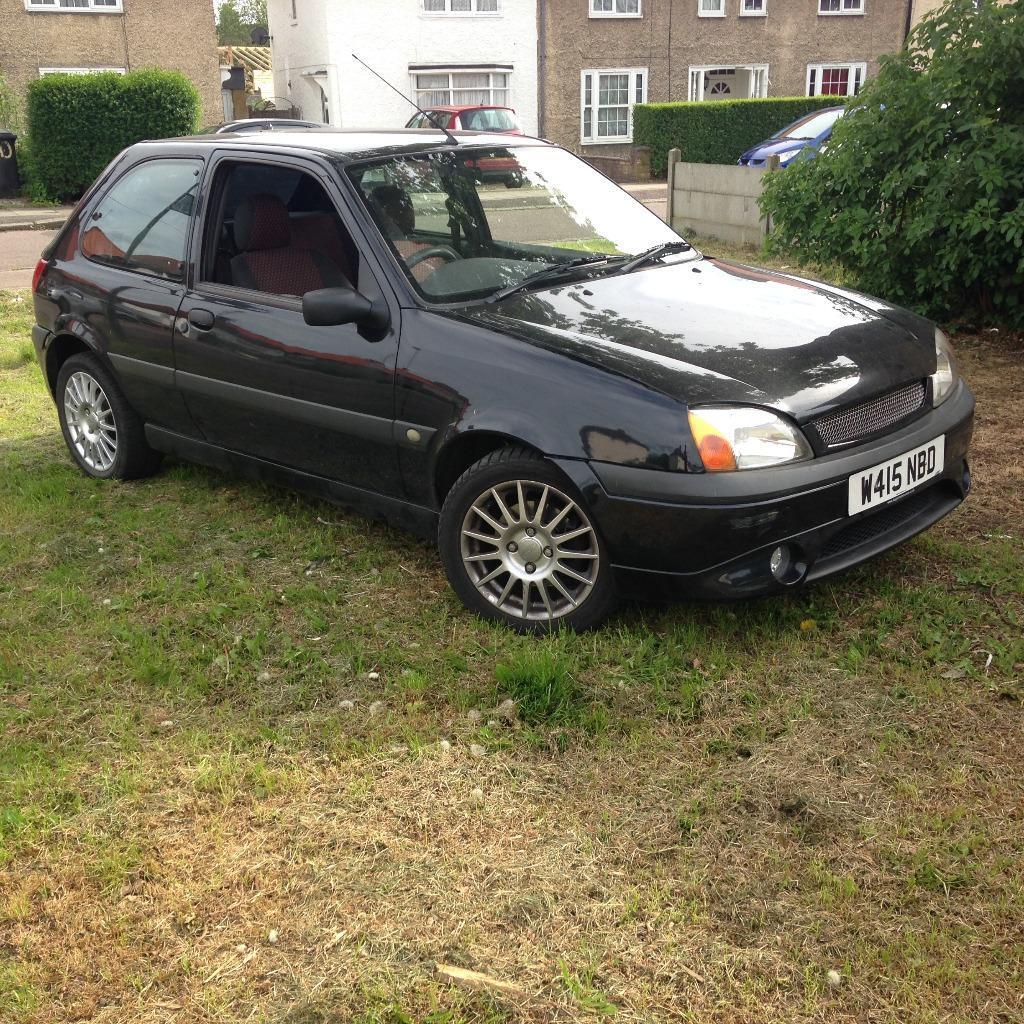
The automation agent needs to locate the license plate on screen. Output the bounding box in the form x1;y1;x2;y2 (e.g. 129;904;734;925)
847;436;944;516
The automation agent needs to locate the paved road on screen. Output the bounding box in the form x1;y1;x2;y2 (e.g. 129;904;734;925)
0;228;55;289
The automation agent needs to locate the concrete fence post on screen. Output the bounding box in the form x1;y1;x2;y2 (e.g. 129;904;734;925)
762;153;781;240
666;148;681;228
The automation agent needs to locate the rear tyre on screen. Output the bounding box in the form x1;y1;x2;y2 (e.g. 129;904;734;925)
438;446;618;632
56;353;162;480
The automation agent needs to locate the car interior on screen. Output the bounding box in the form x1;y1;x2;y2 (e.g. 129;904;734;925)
203;162;359;297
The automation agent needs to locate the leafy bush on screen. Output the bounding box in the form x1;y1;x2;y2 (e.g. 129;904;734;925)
760;0;1024;326
26;69;200;202
634;96;843;175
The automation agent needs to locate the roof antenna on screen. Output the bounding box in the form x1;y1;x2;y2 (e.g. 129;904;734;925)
351;53;460;146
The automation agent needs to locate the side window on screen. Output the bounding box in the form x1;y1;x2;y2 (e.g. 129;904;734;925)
82;159;201;281
201;160;359;298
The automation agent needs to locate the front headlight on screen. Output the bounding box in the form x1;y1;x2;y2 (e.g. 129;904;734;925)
932;327;959;406
688;406;813;471
775;148;803;164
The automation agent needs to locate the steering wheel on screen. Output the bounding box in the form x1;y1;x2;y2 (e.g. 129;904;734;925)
406;244;461;269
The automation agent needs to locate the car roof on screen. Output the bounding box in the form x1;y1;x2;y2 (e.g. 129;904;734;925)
148;128;549;163
422;105;515;113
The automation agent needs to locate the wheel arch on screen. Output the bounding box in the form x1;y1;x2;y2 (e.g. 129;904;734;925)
432;430;545;507
44;333;96;397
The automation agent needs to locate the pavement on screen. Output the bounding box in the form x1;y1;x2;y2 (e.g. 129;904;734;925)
0;182;668;290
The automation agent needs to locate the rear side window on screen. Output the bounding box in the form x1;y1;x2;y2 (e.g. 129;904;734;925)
82;158;202;281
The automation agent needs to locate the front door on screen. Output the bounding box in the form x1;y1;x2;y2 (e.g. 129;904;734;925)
174;154;402;495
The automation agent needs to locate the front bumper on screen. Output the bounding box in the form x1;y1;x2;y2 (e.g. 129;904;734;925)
555;381;975;600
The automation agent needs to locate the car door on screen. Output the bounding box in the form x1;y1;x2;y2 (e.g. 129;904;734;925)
68;155;204;436
173;151;403;496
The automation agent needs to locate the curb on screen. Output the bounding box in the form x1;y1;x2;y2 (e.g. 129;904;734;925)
0;217;68;233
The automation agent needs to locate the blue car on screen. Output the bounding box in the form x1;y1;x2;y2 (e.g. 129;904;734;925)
738;106;845;168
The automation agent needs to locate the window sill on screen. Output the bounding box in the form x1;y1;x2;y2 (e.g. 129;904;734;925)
419;11;501;17
25;6;123;12
738;9;767;15
588;12;643;17
697;11;726;17
581;137;633;146
817;9;865;14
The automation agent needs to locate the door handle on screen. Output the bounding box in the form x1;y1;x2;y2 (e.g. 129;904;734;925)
187;308;215;331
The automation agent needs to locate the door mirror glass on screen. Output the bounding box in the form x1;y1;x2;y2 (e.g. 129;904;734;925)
302;285;389;333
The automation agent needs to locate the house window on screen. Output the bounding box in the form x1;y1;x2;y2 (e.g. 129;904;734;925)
688;65;769;101
806;62;866;96
24;0;122;10
590;0;641;17
740;0;765;14
698;0;725;16
818;0;864;13
412;68;510;107
422;0;499;12
580;68;647;144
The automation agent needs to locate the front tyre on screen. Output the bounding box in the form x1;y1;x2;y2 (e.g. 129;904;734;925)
438;447;617;632
56;353;162;480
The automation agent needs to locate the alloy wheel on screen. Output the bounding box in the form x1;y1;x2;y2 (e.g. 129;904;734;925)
459;479;600;621
63;370;117;472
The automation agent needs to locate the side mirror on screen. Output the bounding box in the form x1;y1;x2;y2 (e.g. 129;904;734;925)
302;286;390;335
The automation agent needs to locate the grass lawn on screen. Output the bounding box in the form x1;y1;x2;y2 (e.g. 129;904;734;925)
1;263;1022;1023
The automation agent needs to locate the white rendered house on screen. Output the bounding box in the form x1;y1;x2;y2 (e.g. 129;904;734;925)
266;0;539;134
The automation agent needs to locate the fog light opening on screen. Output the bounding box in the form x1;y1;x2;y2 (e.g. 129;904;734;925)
769;544;807;586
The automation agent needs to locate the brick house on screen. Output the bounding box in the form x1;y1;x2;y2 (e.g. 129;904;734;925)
539;0;912;158
0;0;222;127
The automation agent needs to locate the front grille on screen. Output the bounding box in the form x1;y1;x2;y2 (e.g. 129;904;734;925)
812;380;926;448
819;485;939;561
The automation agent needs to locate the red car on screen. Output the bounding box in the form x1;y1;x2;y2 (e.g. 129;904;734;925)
404;105;523;134
406;105;525;187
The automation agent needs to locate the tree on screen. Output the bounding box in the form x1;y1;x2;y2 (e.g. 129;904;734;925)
760;0;1024;326
216;0;268;45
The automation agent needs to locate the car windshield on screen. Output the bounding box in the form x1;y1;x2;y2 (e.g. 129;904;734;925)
346;145;688;303
776;108;843;141
461;108;518;131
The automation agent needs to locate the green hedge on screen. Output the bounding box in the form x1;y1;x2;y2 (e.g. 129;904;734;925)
26;69;200;202
634;96;846;175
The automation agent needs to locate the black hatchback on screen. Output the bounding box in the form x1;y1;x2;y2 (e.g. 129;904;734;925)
30;130;974;631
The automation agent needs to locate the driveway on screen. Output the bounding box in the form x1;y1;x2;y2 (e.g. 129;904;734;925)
0;228;55;289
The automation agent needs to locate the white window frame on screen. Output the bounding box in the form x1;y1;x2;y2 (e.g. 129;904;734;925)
410;67;512;108
805;61;867;96
580;68;648;146
420;0;500;14
687;65;769;101
698;0;725;17
818;0;864;14
24;0;122;11
740;0;766;16
39;66;126;75
589;0;642;18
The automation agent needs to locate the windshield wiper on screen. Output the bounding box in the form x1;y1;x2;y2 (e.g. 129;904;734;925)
612;240;693;275
487;255;612;303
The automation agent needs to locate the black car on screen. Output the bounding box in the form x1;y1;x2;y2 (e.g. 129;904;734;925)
201;118;325;134
30;130;974;631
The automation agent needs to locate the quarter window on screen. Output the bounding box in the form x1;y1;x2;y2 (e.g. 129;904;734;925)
412;69;509;106
581;69;648;144
698;0;725;16
806;62;866;96
590;0;641;17
82;159;201;281
818;0;864;13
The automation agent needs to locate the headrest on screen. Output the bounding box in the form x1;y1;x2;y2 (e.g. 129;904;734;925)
234;193;291;251
370;184;415;236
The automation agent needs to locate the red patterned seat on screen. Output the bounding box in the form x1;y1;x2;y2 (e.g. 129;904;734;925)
369;185;448;283
230;194;346;296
